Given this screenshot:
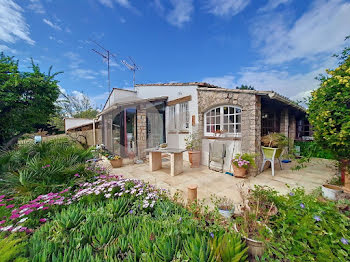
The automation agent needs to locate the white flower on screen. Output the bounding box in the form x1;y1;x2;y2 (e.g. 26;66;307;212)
18;217;28;224
12;226;22;232
105;193;111;198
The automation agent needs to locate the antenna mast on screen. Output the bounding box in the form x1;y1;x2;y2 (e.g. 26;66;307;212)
121;56;140;90
90;40;116;106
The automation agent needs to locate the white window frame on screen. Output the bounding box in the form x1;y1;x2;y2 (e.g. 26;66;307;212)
179;102;189;131
168;105;177;131
204;105;242;137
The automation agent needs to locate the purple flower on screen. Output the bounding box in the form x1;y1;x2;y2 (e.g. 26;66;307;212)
39;218;47;223
341;238;348;245
209;232;214;238
313;215;321;222
179;217;182;222
74;174;80;177
6;204;14;209
129;209;133;214
289;192;295;196
300;203;305;209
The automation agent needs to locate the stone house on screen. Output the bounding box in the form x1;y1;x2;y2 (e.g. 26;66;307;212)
98;83;309;174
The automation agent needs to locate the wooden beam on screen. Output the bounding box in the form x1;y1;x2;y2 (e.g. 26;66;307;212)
167;95;192;106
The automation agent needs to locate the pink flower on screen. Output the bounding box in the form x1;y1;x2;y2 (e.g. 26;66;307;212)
74;174;80;177
0;195;5;199
39;218;47;223
10;214;20;220
6;204;14;209
0;204;5;206
0;220;5;224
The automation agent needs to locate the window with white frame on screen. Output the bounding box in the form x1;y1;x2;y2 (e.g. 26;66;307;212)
179;102;189;130
168;105;176;130
204;106;242;136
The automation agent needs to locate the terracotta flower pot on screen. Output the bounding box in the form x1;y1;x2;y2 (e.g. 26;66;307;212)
188;150;200;168
233;165;247;178
110;158;123;168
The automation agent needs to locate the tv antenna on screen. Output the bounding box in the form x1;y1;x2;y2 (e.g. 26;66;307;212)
90;40;119;106
121;56;140;89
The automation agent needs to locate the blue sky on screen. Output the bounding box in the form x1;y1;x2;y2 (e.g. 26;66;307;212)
0;0;349;108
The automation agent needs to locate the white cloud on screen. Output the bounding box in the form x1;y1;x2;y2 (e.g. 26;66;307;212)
43;18;62;30
49;35;63;44
71;69;98;80
98;0;132;9
258;0;291;12
64;51;84;69
167;0;194;27
0;0;35;45
251;0;350;64
28;0;45;14
204;0;250;17
203;55;338;101
202;75;237;89
154;0;194;27
0;44;16;54
91;91;110;107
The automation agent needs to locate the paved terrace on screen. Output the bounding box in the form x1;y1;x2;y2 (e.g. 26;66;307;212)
103;158;337;205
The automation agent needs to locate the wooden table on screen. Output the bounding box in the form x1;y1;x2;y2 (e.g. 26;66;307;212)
145;148;186;176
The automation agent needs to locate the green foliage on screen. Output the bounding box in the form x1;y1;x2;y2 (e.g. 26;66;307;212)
0;53;61;147
185;132;201;151
261;133;289;149
295;140;335;159
0;138;93;198
235;85;255;90
308;40;350;160
28;198;247;262
73;108;99;119
0;233;28;262
251;186;350;261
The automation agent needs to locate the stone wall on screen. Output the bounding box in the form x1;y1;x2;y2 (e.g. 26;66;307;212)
137;105;147;159
197;89;262;175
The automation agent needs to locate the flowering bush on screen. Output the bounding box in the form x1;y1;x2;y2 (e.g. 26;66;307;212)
232;153;256;169
107;155;121;160
251;186;350;261
308;40;350;160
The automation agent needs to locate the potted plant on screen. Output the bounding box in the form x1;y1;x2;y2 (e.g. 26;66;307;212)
185;132;201;168
108;155;123;168
261;133;289;160
234;188;274;258
232;153;256;178
214;196;235;219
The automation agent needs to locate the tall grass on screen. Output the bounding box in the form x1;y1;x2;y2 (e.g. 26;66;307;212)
0;138;93;199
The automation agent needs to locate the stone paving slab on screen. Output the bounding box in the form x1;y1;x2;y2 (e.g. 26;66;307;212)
112;158;337;203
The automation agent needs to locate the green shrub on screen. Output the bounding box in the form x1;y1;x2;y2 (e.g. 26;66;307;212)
0;138;93;198
295;141;335;159
251;186;350;261
0;233;28;262
28;198;247;262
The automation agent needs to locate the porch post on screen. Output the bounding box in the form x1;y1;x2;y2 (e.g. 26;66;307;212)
137;104;147;159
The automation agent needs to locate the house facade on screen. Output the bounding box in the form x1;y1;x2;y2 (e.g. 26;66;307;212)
99;83;308;174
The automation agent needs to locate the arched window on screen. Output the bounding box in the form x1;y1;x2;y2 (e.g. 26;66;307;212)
204;106;242;136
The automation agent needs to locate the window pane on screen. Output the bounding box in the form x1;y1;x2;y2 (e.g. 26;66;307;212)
229;107;234;114
216;125;220;131
216;116;220;123
235;114;241;123
229;125;234;133
223;125;228;132
229;115;235;124
236;124;241;133
216;108;220;114
207;125;210;132
206;116;210;124
236;108;242;114
224;116;228;123
224;107;228;114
